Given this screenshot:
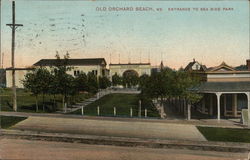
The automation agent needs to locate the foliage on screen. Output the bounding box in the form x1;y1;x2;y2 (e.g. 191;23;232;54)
99;76;111;89
122;72;139;88
112;73;122;86
74;73;88;92
87;72;98;94
139;68;202;104
22;67;53;111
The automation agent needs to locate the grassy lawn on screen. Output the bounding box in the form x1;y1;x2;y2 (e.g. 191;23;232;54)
0;116;27;129
71;93;160;118
197;126;250;143
0;88;91;113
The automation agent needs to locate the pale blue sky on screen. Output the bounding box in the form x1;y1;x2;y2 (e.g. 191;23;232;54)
1;0;249;69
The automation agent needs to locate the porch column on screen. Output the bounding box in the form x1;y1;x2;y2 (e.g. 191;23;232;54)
209;94;213;116
247;92;250;127
232;94;237;117
216;92;222;121
223;95;227;116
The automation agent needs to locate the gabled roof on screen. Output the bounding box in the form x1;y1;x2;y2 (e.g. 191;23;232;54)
33;58;107;66
184;59;207;72
207;62;236;72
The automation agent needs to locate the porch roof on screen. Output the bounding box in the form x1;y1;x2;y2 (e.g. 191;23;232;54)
192;82;250;93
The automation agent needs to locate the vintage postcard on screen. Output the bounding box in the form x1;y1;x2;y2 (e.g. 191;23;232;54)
0;0;250;159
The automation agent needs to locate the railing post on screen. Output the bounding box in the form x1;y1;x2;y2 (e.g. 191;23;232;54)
138;100;141;118
81;106;84;116
97;106;100;116
130;107;133;117
114;107;116;116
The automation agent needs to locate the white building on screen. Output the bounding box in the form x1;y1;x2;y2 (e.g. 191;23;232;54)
6;58;108;88
6;68;34;88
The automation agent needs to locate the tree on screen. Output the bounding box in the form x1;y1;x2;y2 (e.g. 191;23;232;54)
111;73;122;86
86;72;98;94
22;71;40;112
122;72;139;88
50;52;73;112
74;73;88;92
22;67;53;112
99;76;111;89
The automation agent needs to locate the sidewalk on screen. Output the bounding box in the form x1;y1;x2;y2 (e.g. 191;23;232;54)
10;116;207;142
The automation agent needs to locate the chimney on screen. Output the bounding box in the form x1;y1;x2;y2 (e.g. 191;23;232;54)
247;59;250;71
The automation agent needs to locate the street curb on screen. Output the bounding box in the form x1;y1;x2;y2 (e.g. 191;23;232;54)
1;129;250;153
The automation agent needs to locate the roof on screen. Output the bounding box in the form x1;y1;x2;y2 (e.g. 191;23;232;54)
184;60;207;72
207;62;236;72
235;65;248;71
5;67;35;71
192;82;250;92
33;58;106;66
109;63;150;66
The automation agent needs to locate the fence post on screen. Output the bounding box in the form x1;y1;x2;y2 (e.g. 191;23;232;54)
114;107;116;116
81;106;84;116
97;106;100;116
130;107;133;117
138;100;141;118
145;109;147;118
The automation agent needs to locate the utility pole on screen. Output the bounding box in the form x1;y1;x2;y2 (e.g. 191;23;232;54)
6;1;23;112
0;0;1;69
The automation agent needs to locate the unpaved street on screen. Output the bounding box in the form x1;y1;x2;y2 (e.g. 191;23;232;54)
0;138;248;160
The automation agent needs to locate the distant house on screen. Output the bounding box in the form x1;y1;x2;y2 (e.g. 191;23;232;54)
6;58;109;88
185;59;250;121
184;59;207;72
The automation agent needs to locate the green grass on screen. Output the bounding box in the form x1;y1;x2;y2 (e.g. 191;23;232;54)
197;126;250;143
71;93;160;118
0;116;27;129
0;88;92;113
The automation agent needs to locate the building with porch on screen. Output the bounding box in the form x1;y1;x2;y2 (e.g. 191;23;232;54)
185;59;250;124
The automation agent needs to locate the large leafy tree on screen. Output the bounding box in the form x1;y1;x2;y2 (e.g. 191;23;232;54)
22;67;52;112
122;72;139;88
86;72;98;94
51;52;74;112
99;76;111;89
74;73;88;92
111;73;122;86
139;68;201;115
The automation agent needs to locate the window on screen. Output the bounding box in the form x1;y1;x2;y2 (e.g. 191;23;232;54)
92;70;98;75
74;70;80;76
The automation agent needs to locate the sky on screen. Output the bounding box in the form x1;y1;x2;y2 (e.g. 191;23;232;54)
1;0;249;69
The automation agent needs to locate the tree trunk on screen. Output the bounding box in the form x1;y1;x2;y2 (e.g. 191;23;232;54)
35;95;38;112
42;94;45;112
62;95;66;113
53;94;56;110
